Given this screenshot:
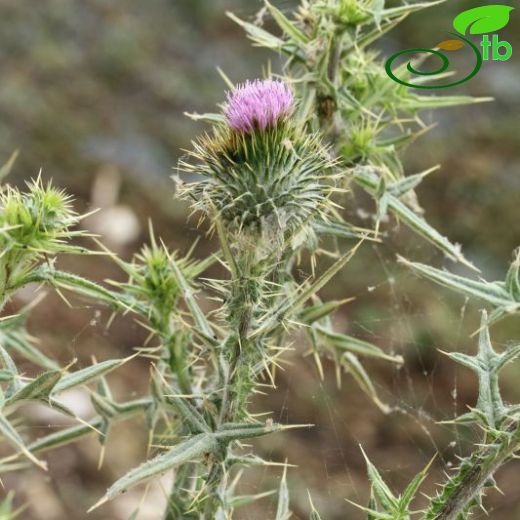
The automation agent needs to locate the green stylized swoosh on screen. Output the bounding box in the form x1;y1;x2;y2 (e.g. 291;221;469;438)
385;33;482;90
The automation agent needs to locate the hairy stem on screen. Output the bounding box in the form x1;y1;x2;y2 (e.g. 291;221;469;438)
201;245;267;518
0;263;11;314
424;421;520;520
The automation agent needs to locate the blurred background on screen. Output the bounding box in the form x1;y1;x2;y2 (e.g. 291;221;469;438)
1;0;519;518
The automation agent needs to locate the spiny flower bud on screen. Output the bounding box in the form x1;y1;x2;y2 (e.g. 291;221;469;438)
178;79;338;251
225;79;294;133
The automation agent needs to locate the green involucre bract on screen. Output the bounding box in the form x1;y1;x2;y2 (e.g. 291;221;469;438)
178;120;338;239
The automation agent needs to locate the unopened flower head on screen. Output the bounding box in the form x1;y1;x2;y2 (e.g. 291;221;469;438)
179;80;337;244
225;79;294;133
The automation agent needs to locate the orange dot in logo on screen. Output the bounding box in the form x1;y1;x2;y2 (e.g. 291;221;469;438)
436;39;465;51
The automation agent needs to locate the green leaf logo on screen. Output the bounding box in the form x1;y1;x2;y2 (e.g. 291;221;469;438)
453;5;514;35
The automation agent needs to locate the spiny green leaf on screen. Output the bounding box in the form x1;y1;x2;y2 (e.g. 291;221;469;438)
20;267;140;313
227;11;298;56
342;353;390;414
360;448;397;513
445;311;517;428
298;298;352;324
474;313;503;428
230;489;277;508
28;418;104;454
0;413;47;469
6;370;61;406
398;256;518;315
354;168;477;271
313;220;378;241
0;313;58;370
168;252;217;347
275;465;291;520
0;345;21;396
386;167;437;198
265;0;309;45
315;326;403;363
253;240;364;338
216;421;288;441
52;358;129;394
90;420;293;511
89;433;218;510
399;456;435;510
165;394;211;434
402;95;492;110
27;398;150;455
442;351;479;371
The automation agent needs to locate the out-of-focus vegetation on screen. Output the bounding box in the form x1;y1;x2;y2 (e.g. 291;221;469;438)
1;1;519;519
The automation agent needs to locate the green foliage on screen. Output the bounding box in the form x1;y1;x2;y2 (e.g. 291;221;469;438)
347;449;431;519
0;310;58;369
356;167;477;270
347;315;520;520
227;0;520;518
443;311;520;430
275;465;291;520
420;313;520;520
400;250;520;324
0;162;140;476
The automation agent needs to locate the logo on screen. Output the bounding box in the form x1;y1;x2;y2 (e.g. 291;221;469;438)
385;5;514;89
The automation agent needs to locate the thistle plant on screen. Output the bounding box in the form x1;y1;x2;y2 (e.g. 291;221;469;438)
1;1;520;519
225;1;520;518
0;160;139;474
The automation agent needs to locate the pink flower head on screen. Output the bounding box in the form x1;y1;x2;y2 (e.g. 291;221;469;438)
225;79;294;133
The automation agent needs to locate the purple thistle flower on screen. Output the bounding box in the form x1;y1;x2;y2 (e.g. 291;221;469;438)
225;79;294;133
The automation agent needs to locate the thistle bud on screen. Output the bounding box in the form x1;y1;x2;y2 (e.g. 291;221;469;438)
179;79;337;253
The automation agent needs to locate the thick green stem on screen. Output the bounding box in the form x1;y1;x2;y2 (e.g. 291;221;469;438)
0;263;11;314
201;246;264;518
157;310;202;517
